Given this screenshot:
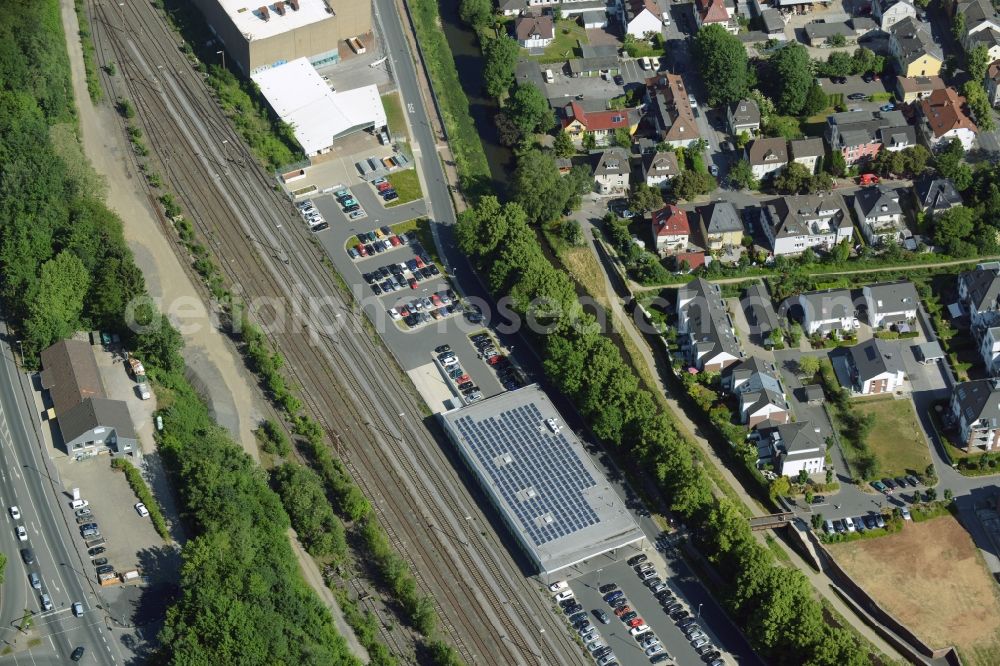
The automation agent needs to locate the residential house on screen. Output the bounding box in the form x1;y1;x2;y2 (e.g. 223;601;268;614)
913;175;963;214
834;338;907;395
889;17;943;77
895;75;946;103
651;204;690;254
949;378;1000;450
873;0;917;31
561;101;640;147
698;201;744;251
967;26;1000;63
959;262;1000;327
980;325;1000;375
499;0;526;16
917;87;978;151
879;124;918;152
955;0;1000;50
825;110;899;166
744;282;782;340
803;20;871;46
643;150;681;188
676;278;743;372
566;46;622;77
746;138;788;180
759;193;854;256
757;422;826;477
853;185;908;246
761;9;786;35
696;0;738;33
722;357;791;427
727;99;761;137
580;9;609;28
514;12;555;48
988;61;1000;106
646;74;701;148
39;339;138;455
862;281;919;329
782;288;858;336
790;138;824;174
593;147;630;195
625;0;668;37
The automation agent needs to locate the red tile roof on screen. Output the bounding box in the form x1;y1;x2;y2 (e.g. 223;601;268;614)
699;0;730;23
652;204;690;237
919;87;978;137
515;13;554;41
675;251;706;270
561;102;633;132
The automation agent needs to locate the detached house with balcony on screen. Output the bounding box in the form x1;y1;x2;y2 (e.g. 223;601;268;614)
918;87;978;151
853;185;908;246
746;138;788;181
825;110;912;166
873;0;917;31
696;0;738;33
756;422;827;478
722;357;791;427
514;12;555;48
759;193;854;256
782;288;858;336
949;379;1000;450
561;101;640;147
727;99;761;137
959;263;1000;374
889;17;943;78
643;150;681;188
646;74;701;148
650;204;690;254
863;281;919;329
698;201;744;251
913;175;963;214
593;147;630;195
833;338;907;395
676;278;742;372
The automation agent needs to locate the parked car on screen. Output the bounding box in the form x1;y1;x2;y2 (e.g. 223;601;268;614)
847;92;867;100
882;477;898;490
135;502;149;517
905;474;920;487
593;609;610;624
627;554;647;566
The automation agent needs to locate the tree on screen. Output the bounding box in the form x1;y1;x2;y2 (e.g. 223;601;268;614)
832;239;851;263
764;115;804;139
612;127;633;148
24;251;90;351
505;82;554;137
459;0;493;29
935;138;973;190
728;159;758;190
582;132;597;151
798;355;820;378
933;205;977;256
953;12;966;41
963;81;996;131
803;83;829;116
483;35;520;99
693;24;752;106
672;170;715;200
827;33;846;47
513;150;590;225
630;182;664;214
769;43;814;115
967;44;991;84
819;51;853;78
827;149;846;177
774;161;815;194
553;129;575;158
561;219;584;246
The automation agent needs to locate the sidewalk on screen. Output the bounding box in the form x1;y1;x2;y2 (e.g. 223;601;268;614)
584;228;909;662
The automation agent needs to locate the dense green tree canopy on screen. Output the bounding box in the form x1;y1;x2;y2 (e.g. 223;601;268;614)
505;82;554;137
693;24;752;106
483;35;519;99
769;43;814;115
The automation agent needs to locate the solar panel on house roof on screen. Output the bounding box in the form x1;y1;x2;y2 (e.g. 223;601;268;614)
453;402;600;546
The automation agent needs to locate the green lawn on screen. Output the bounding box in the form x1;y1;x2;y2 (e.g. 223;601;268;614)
384;168;423;208
381;92;409;143
855;397;933;477
537;19;588;63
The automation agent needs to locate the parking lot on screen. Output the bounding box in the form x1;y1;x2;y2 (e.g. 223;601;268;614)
566;546;733;666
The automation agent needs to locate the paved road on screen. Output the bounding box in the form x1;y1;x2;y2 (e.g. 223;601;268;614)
0;330;119;665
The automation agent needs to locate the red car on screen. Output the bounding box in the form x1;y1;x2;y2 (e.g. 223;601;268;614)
457;374;470;384
627;618;644;628
376;181;392;192
614;606;632;618
414;256;425;269
355;244;368;257
389;235;401;247
430;294;442;306
487;355;503;365
408;278;418;289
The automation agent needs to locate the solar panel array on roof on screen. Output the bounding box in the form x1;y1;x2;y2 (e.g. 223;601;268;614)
453;402;599;546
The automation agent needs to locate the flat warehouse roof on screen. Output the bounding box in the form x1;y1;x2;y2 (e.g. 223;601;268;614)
251;58;386;155
440;385;644;576
222;0;331;41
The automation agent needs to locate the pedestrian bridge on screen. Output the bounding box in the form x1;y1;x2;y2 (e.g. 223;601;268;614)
748;512;796;531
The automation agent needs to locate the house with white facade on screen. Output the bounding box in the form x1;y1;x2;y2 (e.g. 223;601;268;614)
873;0;917;31
727;99;761;137
918;87;978;152
593;147;630;195
862;281;919;329
676;278;743;372
790;138;824;174
959;262;1000;327
833;338;906;395
514;13;555;48
722;357;791;427
949;378;1000;451
650;204;690;254
756;422;826;477
643;150;681;188
696;0;738;33
758;193;854;256
782;288;858;336
746;138;788;181
853;185;907;246
625;0;668;37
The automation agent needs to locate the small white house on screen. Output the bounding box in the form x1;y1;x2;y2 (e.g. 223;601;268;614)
863;281;919;329
593;148;630;195
625;0;668;37
782;289;858;336
757;422;826;478
834;338;906;395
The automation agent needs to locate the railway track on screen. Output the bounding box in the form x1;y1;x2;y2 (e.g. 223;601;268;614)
86;1;584;664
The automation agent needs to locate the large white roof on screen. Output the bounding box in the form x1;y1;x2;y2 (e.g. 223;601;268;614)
223;0;331;42
251;58;386;155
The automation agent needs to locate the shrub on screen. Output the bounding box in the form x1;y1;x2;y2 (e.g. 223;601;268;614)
109;458;170;540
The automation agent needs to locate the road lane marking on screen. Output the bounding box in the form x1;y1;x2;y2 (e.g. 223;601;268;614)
407;102;415;113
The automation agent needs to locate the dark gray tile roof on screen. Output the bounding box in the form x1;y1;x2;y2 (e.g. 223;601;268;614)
701;201;743;235
848;338;905;382
914;176;963;212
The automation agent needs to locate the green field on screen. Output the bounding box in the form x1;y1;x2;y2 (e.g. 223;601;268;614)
855;397;933;477
381;92;409;143
538;19;588;63
384;168;423;207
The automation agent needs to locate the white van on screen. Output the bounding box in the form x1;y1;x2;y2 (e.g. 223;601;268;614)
824;519;835;534
544;69;554;83
843;516;856;533
70;499;89;510
640;56;651;71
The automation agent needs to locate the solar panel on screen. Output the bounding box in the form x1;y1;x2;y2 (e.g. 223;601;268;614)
454;403;600;546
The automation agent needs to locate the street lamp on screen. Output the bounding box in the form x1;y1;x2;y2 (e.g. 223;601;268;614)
216;49;226;70
697;602;703;618
118;1;124;27
15;340;23;367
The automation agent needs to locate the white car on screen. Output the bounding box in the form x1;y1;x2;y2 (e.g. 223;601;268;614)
580;629;597;642
549;580;568;594
598;654;618;666
629;624;650;636
16;525;27;542
387;308;402;321
646;645;666;657
641;636;660;649
587;640;606;653
441;356;459;367
135;502;149;518
555;590;575;602
9;506;20;520
72;602;83;617
640;56;651;70
41;593;52;611
901;507;912;521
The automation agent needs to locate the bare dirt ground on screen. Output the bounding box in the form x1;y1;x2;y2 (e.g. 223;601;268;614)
829;516;1000;664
